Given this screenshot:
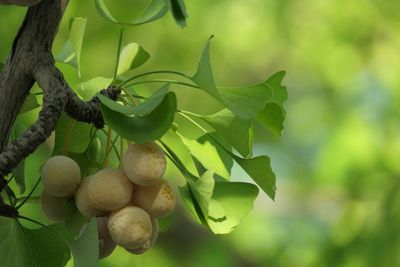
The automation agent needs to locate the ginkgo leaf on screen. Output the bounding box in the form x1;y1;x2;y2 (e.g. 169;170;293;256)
95;0;169;25
0;218;70;267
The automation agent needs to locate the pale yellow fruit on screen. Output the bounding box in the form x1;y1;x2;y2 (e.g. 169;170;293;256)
122;142;166;187
88;168;133;211
107;206;152;249
125;218;158;254
41;155;81;197
131;179;176;218
40;190;67;222
75;177;106;218
97;217;117;259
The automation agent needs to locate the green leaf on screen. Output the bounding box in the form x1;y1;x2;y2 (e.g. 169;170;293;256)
218;72;287;131
160;130;197;176
256;103;284;136
94;0;117;23
95;0;169;25
97;84;169;115
100;92;177;143
218;83;273;119
170;0;188;28
112;28;125;83
158;215;172;232
53;113;92;155
234;155;276;200
55;18;87;73
192;40;287;125
68;152;102;178
255;71;288;135
187;170;215;221
196;109;254;158
178;184;206;225
67;219;99;267
0;218;71;267
179;133;233;180
180;173;259;234
79;77;112;101
0;62;4;72
19;94;40;114
117;43;150;76
207;182;259;234
191;37;220;100
85;136;104;166
64;198;91;238
179;107;277;200
161;140;209;226
13;161;25;194
166;138;260;232
55;41;77;68
69;17;87;70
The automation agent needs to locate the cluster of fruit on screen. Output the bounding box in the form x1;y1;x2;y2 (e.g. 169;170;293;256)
40;142;176;258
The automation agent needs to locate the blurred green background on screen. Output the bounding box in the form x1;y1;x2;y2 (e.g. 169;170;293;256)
1;0;400;266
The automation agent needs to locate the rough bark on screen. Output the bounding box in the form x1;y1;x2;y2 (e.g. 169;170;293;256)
0;0;119;197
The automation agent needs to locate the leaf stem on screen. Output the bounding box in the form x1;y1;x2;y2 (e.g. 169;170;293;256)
16;176;41;210
119;137;124;170
99;129;121;162
119;70;192;87
103;127;113;168
63;119;77;155
112;28;125;84
178;111;208;133
16;220;40;266
178;111;233;156
16;196;40;205
18;215;49;229
6;175;14;184
158;140;196;181
120;87;137;105
119;93;147;100
125;79;200;89
84;127;98;154
4;185;17;206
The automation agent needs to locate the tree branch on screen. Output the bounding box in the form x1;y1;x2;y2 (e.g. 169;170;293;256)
0;0;120;194
65;83;120;129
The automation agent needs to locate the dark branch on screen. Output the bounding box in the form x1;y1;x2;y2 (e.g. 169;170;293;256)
66;83;120;129
0;64;67;178
0;0;120;191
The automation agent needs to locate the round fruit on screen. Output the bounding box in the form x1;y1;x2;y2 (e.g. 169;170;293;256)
40;190;66;222
41;155;81;197
131;179;176;218
122;142;166;187
75;177;106;218
88;168;133;211
126;218;158;255
107;206;152;249
97;217;116;259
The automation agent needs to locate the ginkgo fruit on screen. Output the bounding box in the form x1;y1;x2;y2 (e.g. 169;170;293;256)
107;206;152;249
97;217;116;259
122;142;166;187
75;176;106;218
125;218;159;255
131;179;176;218
40;190;67;222
41;155;81;197
87;168;133;211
